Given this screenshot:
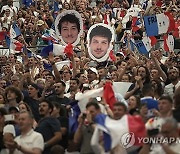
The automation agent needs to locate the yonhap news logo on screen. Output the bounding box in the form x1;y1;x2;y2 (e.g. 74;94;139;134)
120;132;180;149
121;132;135;148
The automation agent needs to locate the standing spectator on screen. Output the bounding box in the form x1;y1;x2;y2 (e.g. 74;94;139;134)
47;81;70;106
125;66;150;99
164;67;180;98
0;9;12;29
74;101;101;154
1;0;17;17
24;83;41;122
87;67;99;88
65;78;80;100
4;86;23;108
112;102;127;120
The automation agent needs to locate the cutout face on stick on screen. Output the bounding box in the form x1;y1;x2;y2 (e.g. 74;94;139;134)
87;23;114;62
55;10;83;46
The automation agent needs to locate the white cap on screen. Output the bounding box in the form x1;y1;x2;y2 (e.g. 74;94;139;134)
3;124;16;137
88;67;98;75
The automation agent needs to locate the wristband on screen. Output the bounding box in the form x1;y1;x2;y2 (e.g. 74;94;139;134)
44;142;49;148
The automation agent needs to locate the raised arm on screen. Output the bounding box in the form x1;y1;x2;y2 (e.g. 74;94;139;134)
151;51;167;82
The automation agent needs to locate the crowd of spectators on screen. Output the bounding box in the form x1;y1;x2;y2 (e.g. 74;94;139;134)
0;0;180;153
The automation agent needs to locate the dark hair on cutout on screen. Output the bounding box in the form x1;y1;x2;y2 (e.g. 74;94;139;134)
58;14;80;33
89;25;112;44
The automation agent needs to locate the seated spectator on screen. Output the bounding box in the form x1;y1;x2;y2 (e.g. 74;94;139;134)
5;111;44;154
35;100;62;154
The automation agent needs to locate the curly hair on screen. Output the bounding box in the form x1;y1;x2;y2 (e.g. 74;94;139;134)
5;86;23;103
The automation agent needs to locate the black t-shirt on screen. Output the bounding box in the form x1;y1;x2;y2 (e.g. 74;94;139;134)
47;95;71;106
57;116;69;149
127;83;141;96
35;117;61;154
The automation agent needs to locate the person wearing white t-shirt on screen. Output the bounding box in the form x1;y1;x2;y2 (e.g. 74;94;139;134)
164;67;180;98
1;0;18;17
0;9;13;29
5;111;44;154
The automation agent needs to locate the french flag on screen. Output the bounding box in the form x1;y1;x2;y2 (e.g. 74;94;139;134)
5;35;23;53
109;50;116;62
41;33;54;41
135;36;157;54
76;82;116;111
49;27;59;43
144;12;175;37
10;23;21;39
91;114;146;153
103;14;111;25
163;34;174;52
132;17;142;32
41;43;73;58
69;82;117;133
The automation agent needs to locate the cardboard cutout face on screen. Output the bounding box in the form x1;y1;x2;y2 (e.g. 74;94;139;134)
55;10;83;46
87;23;114;62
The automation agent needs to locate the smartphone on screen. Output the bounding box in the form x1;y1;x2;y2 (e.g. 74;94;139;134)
4;114;15;122
82;113;87;119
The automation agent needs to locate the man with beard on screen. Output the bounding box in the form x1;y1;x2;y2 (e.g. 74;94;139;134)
64;78;80;100
47;81;70;106
164;67;180;98
35;100;62;154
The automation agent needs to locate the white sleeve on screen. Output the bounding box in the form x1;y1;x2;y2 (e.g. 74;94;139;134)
32;133;44;150
1;6;5;13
